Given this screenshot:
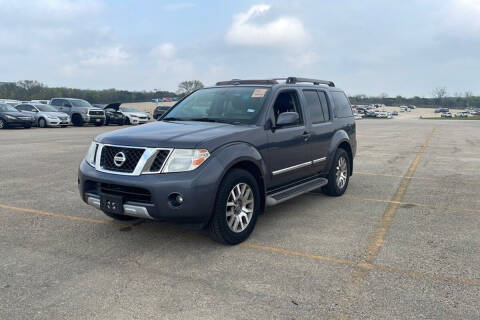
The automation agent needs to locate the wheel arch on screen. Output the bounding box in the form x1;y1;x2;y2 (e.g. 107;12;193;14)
327;130;354;176
211;143;268;216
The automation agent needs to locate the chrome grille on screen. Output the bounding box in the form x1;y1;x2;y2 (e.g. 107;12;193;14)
100;146;145;173
149;150;171;172
89;110;104;116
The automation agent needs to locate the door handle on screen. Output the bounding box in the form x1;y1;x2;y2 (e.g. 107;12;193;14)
302;131;312;141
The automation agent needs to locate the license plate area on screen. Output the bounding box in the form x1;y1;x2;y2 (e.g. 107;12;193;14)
100;194;123;214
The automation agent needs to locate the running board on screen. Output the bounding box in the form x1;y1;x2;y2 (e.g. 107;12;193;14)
266;177;328;206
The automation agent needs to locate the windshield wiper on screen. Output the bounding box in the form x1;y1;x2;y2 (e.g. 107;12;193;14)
188;118;239;124
162;117;184;121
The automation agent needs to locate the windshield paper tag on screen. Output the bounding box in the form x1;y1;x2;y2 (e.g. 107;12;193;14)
251;89;267;98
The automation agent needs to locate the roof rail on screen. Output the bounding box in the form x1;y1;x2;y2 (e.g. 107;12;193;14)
284;77;335;87
216;79;278;86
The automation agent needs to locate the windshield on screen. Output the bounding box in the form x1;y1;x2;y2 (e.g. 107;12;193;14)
0;104;18;112
71;99;93;108
35;104;58;112
164;87;270;124
120;107;141;112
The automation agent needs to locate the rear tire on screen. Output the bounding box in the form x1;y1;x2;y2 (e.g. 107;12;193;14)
102;210;137;221
72;114;84;127
124;117;130;125
0;118;7;129
208;169;260;245
322;148;350;197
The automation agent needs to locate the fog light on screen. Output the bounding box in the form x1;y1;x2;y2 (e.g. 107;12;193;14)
168;193;184;207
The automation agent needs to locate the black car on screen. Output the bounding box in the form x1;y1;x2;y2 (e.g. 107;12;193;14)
79;77;356;244
0;103;34;129
153;105;172;120
94;103;126;125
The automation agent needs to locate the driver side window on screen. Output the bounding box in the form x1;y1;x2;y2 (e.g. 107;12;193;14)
272;91;303;125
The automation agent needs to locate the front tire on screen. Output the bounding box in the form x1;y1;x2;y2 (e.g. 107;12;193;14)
39;118;47;128
72;114;84;127
208;169;260;245
322;148;350;196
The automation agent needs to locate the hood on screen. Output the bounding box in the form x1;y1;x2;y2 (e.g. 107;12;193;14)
103;103;121;111
95;120;258;149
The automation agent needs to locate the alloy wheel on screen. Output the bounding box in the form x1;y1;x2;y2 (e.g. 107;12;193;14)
336;156;348;189
225;183;254;233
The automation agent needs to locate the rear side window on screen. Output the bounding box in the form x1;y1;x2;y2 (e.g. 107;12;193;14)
302;90;325;123
318;91;330;121
331;92;353;118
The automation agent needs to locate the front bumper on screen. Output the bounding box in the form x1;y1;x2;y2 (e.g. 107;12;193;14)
84;115;105;124
46;118;70;126
78;157;223;224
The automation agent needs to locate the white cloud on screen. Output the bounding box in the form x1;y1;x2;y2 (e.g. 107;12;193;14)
150;43;177;60
225;4;310;48
80;46;131;67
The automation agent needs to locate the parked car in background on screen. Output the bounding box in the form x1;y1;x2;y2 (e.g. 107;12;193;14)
435;107;449;113
15;103;70;128
391;111;399;116
408;105;416;109
119;106;150;125
153;105;172;120
454;112;469;118
441;112;452;118
94;103;126;126
50;98;105;126
376;111;392;118
0;103;34;129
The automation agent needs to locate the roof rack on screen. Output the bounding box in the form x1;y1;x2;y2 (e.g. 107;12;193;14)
277;77;335;87
215;77;335;87
216;79;278;86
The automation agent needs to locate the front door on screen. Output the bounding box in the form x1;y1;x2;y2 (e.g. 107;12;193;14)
265;89;314;188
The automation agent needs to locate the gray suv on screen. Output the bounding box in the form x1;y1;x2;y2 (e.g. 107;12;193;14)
50;98;105;126
78;77;356;244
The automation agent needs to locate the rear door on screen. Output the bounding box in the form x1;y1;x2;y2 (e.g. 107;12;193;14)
302;90;334;172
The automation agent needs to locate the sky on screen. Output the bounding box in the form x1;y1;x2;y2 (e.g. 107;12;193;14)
1;0;479;97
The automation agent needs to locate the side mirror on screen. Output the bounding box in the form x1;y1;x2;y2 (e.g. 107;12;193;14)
276;112;299;127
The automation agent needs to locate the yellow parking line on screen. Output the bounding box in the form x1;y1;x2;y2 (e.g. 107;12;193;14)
2;201;480;288
0;203;127;226
360;128;436;268
240;243;357;266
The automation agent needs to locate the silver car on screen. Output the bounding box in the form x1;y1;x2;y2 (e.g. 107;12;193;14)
15;103;70;128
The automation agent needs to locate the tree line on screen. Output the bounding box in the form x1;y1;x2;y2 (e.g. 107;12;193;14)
349;87;479;109
0;80;177;104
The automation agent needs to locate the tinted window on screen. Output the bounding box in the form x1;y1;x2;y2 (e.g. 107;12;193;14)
303;90;325;123
51;99;62;106
318;91;330;121
16;104;26;111
272;91;303;125
332;92;353;118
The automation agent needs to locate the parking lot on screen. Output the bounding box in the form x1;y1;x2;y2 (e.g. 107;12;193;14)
1;119;479;319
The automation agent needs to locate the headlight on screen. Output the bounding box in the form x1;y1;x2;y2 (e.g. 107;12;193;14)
162;149;210;173
5;115;16;120
85;142;98;167
81;109;88;114
47;115;58;119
